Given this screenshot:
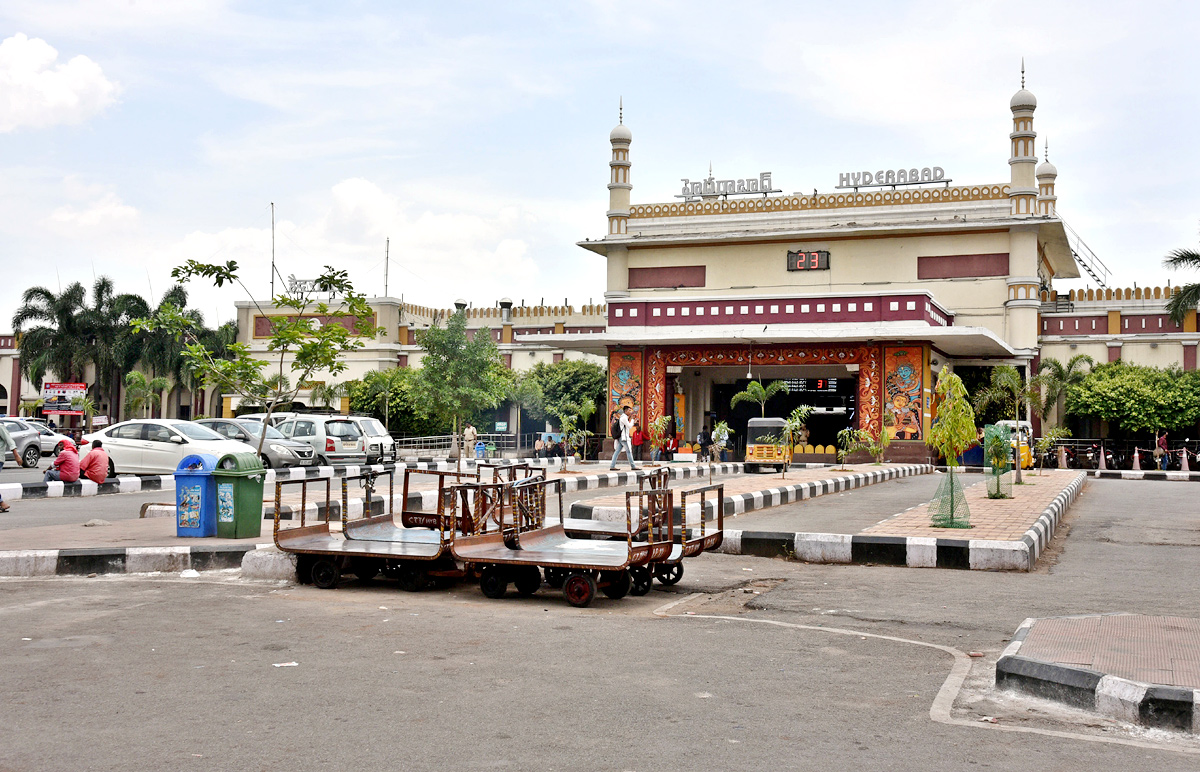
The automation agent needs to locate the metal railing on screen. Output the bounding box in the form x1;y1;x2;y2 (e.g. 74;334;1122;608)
391;432;540;454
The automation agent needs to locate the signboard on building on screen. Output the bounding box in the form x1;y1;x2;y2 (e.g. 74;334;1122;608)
41;382;87;416
786;250;831;272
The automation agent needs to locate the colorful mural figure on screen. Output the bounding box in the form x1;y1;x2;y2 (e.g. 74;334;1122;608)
884;347;923;440
178;485;201;529
673;392;686;442
608;351;643;423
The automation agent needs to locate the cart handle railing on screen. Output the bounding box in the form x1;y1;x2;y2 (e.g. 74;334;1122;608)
624;487;674;553
677;482;725;543
272;468;397;547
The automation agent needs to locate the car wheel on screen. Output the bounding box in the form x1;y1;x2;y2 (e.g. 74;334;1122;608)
317;455;330;466
259;454;273;469
54;442;64;457
22;445;40;468
108;459;116;478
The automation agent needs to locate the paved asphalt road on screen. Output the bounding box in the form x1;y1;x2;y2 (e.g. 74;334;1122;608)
1;477;1198;770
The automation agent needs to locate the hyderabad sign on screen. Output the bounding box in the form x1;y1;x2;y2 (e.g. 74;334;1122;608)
837;167;949;188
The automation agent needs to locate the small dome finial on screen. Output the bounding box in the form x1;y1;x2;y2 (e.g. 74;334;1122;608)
1044;137;1048;160
619;96;623;125
1021;57;1025;88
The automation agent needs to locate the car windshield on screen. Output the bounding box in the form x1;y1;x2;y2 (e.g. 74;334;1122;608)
237;421;286;440
170;422;225;441
360;419;387;435
325;420;361;438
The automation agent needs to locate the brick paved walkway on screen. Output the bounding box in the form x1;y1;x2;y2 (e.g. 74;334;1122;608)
860;469;1080;540
1019;614;1200;689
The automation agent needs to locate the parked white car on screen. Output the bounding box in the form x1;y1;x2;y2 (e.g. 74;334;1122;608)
81;419;257;475
348;416;396;464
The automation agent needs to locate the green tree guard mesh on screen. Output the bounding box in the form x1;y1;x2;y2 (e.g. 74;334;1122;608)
929;467;971;528
984;423;1013;499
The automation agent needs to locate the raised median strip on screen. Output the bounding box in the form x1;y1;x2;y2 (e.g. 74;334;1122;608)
570;464;931;524
714;470;1086;572
996;614;1200;734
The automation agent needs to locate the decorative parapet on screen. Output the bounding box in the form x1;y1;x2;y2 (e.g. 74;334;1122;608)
628;184;1010;219
1041;286;1180;303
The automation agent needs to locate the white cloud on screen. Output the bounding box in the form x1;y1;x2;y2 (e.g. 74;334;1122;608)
42;176;138;232
0;33;119;132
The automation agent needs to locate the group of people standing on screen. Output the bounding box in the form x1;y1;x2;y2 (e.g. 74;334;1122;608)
0;421;109;513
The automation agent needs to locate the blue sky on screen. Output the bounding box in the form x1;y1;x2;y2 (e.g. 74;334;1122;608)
1;1;1198;329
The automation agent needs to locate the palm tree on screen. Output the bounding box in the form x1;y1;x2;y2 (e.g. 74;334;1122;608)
83;279;151;423
309;381;347;411
1164;247;1200;324
730;379;790;417
1037;354;1094;427
12;283;91;386
972;365;1041;484
125;371;170;418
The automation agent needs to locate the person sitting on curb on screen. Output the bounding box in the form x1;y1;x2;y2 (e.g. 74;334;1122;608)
79;439;110;485
45;438;80;483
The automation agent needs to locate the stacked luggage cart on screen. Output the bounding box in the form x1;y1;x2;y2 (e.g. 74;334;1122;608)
272;463;724;607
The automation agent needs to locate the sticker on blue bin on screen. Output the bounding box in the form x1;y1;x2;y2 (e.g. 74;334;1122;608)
179;484;202;529
217;483;235;523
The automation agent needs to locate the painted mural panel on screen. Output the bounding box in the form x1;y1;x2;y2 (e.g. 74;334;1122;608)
673;393;686;442
884;346;923;440
608;350;643;425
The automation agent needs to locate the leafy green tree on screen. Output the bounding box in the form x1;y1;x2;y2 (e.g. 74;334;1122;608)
647;414;673;461
412;310;511;440
125;371;169;418
525;360;605;424
1034;426;1071;475
836;427;862;470
1164;246;1200;324
506;372;544;439
133;260;382;455
1066;362;1200;434
925;370;976;526
348;369;448;437
730;379;789;417
1037;354;1093;426
972;365;1041;483
773;405;813;478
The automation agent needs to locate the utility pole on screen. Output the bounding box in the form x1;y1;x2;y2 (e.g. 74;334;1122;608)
270;202;276;298
384;237;389;297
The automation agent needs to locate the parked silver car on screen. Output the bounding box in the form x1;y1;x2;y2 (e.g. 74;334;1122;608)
349;416;396;464
276;416;367;465
196;418;316;468
0;418;52;468
34;423;75;456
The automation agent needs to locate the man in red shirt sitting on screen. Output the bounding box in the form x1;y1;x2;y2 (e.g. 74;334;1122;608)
45;438;81;483
78;439;110;484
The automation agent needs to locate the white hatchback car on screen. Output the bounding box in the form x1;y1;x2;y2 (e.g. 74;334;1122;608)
81;419;257;475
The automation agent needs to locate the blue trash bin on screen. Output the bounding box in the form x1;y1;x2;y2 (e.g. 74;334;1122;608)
175;454;219;537
475;441;486;459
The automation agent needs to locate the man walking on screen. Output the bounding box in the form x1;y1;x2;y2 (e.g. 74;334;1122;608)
609;405;639;471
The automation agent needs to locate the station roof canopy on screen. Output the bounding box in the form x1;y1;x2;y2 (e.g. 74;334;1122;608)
522;323;1017;358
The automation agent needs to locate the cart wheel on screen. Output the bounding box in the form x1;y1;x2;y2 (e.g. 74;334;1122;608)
398;566;428;592
655;562;684;585
629;566;652;596
544;567;565;589
514;566;541;597
479;566;508;599
380;561;401;579
353;560;379;582
600;569;632;599
562;572;597;608
310;558;341;590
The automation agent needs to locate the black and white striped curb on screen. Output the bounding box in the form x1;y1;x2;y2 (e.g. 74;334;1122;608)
1090;469;1200;482
0;543;264;577
715;470;1085;572
572;464;930;525
0;457;570;503
996;615;1199;734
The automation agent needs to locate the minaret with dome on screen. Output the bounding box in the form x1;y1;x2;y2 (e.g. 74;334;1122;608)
1008;63;1039;217
607;100;632;237
1037;140;1058;217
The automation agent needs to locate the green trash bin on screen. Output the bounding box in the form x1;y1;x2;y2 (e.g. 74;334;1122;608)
212;452;266;539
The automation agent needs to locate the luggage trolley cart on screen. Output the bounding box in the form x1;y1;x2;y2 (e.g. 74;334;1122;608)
398;467;479;533
273;469;456;590
450;475;674;608
646;481;725;588
559;466;671;541
475;460;535;485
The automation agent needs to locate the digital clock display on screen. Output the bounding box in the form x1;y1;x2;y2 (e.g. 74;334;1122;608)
784;378;839;392
786;249;830;271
